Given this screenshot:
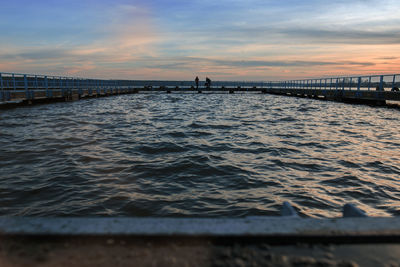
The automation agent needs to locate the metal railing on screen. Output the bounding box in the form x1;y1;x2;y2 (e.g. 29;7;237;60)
0;72;399;102
0;72;131;91
267;74;400;92
1;72;399;91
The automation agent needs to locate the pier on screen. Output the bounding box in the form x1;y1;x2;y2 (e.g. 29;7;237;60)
0;72;399;108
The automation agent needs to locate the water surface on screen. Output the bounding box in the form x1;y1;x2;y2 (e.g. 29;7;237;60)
0;93;399;217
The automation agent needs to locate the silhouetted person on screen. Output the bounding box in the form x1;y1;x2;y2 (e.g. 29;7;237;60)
195;76;199;89
205;77;211;88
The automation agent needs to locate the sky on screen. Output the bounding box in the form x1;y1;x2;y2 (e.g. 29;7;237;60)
0;0;399;81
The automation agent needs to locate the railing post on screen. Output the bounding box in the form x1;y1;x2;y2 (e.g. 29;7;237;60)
349;77;352;90
67;78;70;94
59;77;63;96
357;77;361;90
24;74;29;99
379;75;384;91
90;79;93;95
392;75;396;89
64;78;66;95
13;74;16;91
349;77;353;91
0;73;3;101
368;76;371;91
342;78;345;90
78;79;82;96
45;75;50;98
64;77;68;96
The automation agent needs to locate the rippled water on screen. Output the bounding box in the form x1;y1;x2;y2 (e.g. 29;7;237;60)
0;93;399;217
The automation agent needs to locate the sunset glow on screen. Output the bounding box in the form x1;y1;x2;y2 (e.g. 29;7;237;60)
1;0;399;80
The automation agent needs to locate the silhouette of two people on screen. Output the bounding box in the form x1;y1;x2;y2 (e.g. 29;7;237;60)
195;76;212;89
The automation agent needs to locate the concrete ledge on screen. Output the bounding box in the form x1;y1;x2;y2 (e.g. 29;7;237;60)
1;217;400;239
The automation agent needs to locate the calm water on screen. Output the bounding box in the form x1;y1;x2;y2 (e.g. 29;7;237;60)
0;93;399;217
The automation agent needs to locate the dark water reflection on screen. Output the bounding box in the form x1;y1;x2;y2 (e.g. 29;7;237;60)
0;93;399;217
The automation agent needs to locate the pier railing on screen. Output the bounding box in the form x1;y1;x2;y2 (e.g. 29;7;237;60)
1;72;399;91
0;72;399;104
269;74;399;92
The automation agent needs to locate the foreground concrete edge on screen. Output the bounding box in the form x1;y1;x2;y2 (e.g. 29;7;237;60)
0;217;399;236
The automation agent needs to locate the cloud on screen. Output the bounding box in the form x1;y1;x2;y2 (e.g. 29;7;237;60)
278;28;400;45
211;59;374;68
0;0;399;80
0;48;73;60
375;56;398;60
179;25;400;46
135;56;375;69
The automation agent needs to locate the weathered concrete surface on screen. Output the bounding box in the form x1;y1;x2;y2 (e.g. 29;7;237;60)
0;217;399;266
0;236;399;267
1;217;400;238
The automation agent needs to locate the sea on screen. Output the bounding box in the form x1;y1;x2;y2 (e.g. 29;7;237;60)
0;92;399;218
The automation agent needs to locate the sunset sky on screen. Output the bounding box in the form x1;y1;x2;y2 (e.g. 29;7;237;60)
0;0;399;80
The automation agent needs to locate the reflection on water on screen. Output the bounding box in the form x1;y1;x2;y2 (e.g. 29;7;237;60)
0;93;399;217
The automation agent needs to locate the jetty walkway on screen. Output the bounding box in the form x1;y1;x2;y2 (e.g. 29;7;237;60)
0;72;399;108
